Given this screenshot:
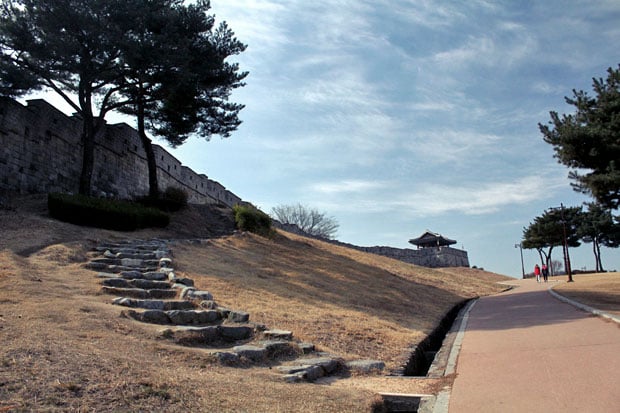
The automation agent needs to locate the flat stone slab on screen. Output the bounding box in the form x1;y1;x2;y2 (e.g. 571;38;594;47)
160;325;254;345
227;310;250;323
112;297;195;310
292;357;341;374
298;342;315;354
160;326;221;345
166;309;221;325
182;289;214;301
101;286;177;299
102;278;171;290
346;359;385;373
232;345;267;361
281;365;325;383
125;309;221;325
262;329;293;340
220;325;254;340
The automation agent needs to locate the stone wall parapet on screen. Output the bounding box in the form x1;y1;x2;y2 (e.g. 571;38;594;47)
0;97;243;207
274;222;470;268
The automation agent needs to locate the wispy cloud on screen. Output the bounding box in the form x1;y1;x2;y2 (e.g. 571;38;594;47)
404;129;502;164
394;175;566;216
309;179;388;194
305;173;567;218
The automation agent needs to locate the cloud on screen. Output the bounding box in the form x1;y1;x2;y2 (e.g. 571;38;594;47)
403;129;502;164
309;179;388;194
395;175;564;216
305;174;568;218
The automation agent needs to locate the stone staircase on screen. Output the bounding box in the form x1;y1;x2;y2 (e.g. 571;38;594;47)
86;238;385;383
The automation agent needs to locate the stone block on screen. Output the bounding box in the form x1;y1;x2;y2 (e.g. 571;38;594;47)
126;309;170;324
262;329;293;340
297;357;341;374
140;271;168;281
130;279;171;290
232;345;266;362
228;310;250;323
120;258;143;267
346;360;385;373
220;325;253;341
102;278;131;288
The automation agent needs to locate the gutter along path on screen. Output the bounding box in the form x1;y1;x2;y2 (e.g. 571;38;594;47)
446;279;620;413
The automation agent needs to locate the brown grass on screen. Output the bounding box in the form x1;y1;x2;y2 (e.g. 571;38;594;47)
2;192;612;411
552;272;620;317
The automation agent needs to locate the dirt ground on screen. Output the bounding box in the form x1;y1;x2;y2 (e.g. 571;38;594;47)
0;192;615;412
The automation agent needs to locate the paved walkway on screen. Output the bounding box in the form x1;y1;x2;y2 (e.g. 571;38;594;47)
447;279;620;413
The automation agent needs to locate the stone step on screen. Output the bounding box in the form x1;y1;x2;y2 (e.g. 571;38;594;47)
96;241;168;251
160;324;255;346
277;356;343;383
102;278;172;290
119;270;168;281
90;257;122;265
180;288;214;301
262;329;293;340
124;309;223;325
258;340;300;358
86;262;158;273
101;286;178;299
116;252;157;260
209;339;314;366
231;345;267;362
112;297;195;311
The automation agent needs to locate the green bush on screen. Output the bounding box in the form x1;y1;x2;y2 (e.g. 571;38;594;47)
48;192;169;230
161;186;188;211
233;204;273;237
137;186;188;212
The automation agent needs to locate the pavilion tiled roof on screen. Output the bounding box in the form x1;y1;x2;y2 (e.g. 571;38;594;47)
409;230;457;248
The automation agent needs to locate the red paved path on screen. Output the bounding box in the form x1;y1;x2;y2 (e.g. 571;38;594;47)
448;279;620;413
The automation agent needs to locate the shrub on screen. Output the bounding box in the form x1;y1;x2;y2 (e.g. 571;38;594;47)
137;186;188;212
48;192;169;230
161;186;188;211
233;204;273;237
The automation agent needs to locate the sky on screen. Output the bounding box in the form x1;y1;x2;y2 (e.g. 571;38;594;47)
37;0;620;277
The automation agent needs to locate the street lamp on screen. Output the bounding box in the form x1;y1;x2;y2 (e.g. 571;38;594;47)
514;243;525;279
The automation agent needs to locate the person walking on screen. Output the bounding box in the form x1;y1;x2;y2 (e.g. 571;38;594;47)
542;263;549;282
534;264;541;282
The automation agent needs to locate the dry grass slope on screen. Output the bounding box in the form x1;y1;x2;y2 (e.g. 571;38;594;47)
0;193;519;411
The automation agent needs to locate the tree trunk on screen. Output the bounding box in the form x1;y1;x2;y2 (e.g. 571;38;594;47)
137;103;159;200
78;81;95;196
79;117;95;195
595;240;604;272
592;242;600;272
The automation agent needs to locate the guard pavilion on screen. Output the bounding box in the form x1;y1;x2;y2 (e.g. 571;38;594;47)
409;231;457;249
406;230;470;268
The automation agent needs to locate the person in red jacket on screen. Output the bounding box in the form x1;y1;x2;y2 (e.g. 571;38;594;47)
534;264;541;283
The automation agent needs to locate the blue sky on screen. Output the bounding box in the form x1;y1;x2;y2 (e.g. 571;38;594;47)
40;1;620;277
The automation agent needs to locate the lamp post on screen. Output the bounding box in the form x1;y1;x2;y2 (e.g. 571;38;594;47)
515;243;525;279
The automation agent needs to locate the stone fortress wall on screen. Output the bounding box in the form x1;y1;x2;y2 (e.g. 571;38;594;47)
0;97;469;268
0;97;242;207
276;223;470;268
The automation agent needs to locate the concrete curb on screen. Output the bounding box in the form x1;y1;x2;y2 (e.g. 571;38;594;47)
548;286;620;325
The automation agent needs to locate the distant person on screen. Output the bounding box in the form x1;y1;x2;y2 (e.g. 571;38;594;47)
534;264;541;283
542;264;549;282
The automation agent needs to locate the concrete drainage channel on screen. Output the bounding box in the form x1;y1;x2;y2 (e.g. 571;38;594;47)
376;299;475;413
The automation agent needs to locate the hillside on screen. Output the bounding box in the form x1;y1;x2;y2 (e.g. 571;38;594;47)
0;193;511;412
